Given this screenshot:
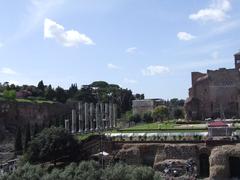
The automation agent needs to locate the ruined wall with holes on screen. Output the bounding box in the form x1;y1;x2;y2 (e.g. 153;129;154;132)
185;53;240;120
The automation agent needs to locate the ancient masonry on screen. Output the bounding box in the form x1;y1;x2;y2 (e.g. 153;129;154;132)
132;99;163;115
65;102;117;133
185;52;240;120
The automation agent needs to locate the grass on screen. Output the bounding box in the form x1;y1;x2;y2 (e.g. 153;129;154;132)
120;122;207;133
75;133;98;141
16;98;54;104
118;129;207;133
75;129;118;141
0;97;54;104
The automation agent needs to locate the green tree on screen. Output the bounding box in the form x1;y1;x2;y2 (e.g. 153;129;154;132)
152;105;169;121
24;122;31;152
75;87;96;103
68;83;78;98
3;89;16;100
37;80;45;92
14;127;23;155
33;123;40;136
90;81;109;88
55;86;67;103
45;85;56;100
143;112;153;123
173;108;185;119
129;114;141;124
25;126;78;164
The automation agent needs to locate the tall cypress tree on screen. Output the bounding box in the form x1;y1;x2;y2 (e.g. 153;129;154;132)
24;122;31;152
14;127;23;155
33;123;39;136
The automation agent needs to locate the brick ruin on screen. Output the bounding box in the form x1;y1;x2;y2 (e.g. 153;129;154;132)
185;52;240;120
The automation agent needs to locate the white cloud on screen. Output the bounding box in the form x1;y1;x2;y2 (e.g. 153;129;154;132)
142;65;169;76
0;42;4;48
189;0;231;22
107;63;120;69
44;18;95;47
126;47;137;54
123;78;137;84
11;0;65;41
0;68;17;75
177;32;196;41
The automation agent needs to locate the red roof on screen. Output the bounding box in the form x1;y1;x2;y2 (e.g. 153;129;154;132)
208;121;228;127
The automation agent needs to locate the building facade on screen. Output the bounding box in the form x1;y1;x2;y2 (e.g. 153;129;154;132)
132;99;163;115
185;52;240;120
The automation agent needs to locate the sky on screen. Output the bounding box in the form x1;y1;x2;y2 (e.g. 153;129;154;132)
0;0;240;99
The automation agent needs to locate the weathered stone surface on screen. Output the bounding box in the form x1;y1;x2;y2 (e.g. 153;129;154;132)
0;101;70;131
115;145;142;165
209;165;227;180
209;144;240;179
114;143;200;168
185;53;240;120
154;159;190;177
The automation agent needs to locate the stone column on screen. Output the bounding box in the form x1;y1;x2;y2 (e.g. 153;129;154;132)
105;103;109;129
78;102;83;133
95;103;100;131
71;109;77;133
100;103;104;130
84;103;89;133
65;119;69;132
109;103;113;129
113;104;117;128
90;103;94;131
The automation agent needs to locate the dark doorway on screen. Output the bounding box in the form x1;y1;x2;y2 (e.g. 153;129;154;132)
229;156;240;178
199;154;209;177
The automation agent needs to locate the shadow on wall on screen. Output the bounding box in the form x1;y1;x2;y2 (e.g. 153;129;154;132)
229;156;240;179
199;153;209;178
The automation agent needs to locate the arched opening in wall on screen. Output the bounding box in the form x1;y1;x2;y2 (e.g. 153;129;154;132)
229;156;240;178
199;153;209;178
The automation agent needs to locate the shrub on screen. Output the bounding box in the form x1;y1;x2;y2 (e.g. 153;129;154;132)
2;161;162;180
24;126;79;164
143;112;153;123
173;108;185;119
152;106;169;121
3;89;16;100
129;114;142;124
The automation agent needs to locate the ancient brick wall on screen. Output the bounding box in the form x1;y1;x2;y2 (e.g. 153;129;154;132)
0;101;70;132
132;99;155;115
185;60;240;120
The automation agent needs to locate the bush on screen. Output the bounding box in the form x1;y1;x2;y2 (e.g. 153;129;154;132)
173;108;185;119
24;126;79;164
152;106;169;121
0;163;44;180
2;161;162;180
129;114;142;124
3;89;16;100
143;112;153;123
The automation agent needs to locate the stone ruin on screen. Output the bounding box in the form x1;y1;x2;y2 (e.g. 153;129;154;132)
185;52;240;120
65;102;117;133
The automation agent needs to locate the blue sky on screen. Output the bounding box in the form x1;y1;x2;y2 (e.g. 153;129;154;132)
0;0;240;99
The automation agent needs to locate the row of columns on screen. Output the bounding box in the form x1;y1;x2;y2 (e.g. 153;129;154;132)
65;102;117;133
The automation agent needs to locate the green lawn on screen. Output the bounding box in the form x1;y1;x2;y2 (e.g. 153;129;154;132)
75;129;118;141
121;122;207;133
118;129;207;133
16;98;54;104
75;133;98;141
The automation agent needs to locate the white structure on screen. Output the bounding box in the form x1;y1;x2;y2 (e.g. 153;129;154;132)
69;102;117;134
